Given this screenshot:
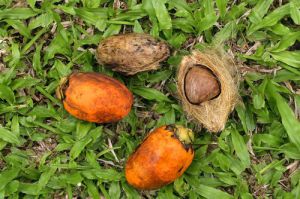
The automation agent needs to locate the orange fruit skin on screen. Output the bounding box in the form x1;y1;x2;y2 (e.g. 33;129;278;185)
62;72;133;123
125;126;194;190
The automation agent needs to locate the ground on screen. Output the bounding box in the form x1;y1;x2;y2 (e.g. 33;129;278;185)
0;0;300;198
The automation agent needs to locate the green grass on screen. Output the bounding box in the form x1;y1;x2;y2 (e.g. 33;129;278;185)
0;0;300;198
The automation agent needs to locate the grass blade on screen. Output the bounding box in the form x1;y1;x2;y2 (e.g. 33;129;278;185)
0;127;20;144
213;21;237;45
152;0;172;30
5;19;31;38
193;184;233;199
270;32;300;52
247;3;291;35
70;137;92;160
271;51;300;68
216;0;228;19
248;0;273;24
291;1;300;25
132;87;172;102
0;84;15;104
85;180;100;199
230;127;250;168
267;81;300;150
0;8;38;20
0;167;20;190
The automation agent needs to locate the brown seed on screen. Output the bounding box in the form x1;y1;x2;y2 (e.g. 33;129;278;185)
184;66;220;104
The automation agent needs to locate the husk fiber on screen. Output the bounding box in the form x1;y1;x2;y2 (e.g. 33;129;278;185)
177;49;239;132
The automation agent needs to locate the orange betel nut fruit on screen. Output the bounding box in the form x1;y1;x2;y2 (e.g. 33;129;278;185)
125;125;194;190
59;72;133;123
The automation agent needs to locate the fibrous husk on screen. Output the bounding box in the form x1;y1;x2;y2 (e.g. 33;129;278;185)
96;33;170;75
177;50;239;132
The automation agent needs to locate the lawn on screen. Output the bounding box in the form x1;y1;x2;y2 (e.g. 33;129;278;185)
1;0;300;198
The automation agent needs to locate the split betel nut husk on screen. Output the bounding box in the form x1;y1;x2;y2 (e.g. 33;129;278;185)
96;33;170;75
177;50;239;132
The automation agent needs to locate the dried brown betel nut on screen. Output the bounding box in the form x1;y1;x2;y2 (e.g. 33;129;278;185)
96;33;170;75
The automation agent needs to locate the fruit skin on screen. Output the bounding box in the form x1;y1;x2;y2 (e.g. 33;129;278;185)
58;72;133;123
184;66;220;104
96;33;170;75
125;125;194;190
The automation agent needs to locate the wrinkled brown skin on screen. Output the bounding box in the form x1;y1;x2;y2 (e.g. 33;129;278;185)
125;126;194;190
184;66;220;104
96;33;170;75
61;72;133;123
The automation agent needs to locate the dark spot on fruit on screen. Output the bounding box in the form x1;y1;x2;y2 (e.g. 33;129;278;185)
165;124;176;133
136;46;142;52
145;38;157;46
178;166;184;173
183;144;192;152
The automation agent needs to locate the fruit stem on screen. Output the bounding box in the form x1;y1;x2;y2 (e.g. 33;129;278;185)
55;76;68;101
174;125;194;145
